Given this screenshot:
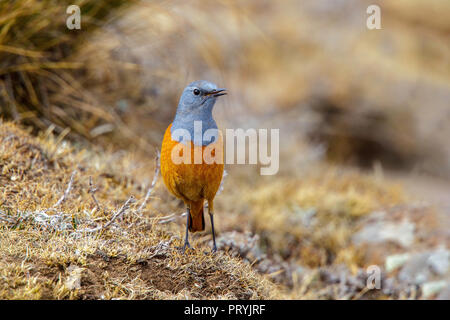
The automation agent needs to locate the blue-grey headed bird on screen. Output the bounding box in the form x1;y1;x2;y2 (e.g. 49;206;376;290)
160;80;226;252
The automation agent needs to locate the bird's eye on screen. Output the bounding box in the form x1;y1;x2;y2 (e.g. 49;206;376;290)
193;89;200;96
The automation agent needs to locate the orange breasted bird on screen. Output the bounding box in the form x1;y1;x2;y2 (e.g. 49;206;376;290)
160;80;226;252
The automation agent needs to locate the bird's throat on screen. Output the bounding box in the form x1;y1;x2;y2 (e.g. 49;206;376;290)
171;114;218;146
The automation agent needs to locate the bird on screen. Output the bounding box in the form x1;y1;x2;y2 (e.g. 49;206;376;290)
160;80;226;253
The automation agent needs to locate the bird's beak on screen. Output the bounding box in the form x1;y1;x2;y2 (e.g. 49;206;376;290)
206;88;227;98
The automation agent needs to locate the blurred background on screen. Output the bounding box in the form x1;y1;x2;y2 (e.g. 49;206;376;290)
2;0;449;182
0;0;449;299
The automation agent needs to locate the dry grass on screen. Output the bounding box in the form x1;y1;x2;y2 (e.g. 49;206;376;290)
247;171;403;266
0;121;279;299
0;0;135;142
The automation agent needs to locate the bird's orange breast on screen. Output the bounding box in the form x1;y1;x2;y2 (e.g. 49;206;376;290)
160;124;224;203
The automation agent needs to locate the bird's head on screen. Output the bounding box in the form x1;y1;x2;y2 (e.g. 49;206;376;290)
176;80;227;116
172;80;226;145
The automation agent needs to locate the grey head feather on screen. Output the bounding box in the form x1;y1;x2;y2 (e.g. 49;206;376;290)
171;80;225;146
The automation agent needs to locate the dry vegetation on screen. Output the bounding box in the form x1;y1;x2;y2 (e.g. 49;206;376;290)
0;0;449;300
1;121;447;299
0;0;141;145
0;122;278;299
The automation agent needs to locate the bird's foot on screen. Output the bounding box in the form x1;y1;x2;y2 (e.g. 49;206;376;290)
177;241;191;254
204;245;217;255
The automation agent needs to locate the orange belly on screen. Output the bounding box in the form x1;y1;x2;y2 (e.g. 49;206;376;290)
160;124;224;204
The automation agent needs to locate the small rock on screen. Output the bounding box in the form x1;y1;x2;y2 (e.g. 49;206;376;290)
214;231;263;261
385;253;411;273
422;280;448;299
65;265;85;290
352;219;415;247
437;285;450;300
427;247;449;276
398;248;450;285
382;278;396;295
398;253;432;285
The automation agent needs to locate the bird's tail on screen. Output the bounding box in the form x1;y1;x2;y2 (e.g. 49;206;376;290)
188;200;205;232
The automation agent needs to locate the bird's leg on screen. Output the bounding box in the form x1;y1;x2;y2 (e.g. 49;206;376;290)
182;206;191;253
207;200;217;253
209;212;217;253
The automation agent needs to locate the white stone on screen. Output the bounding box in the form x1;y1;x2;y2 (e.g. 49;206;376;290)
422;280;448;299
352;219;415;247
427;247;449;276
385;253;411;273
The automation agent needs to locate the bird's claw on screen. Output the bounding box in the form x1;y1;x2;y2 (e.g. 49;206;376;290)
177;241;191;254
